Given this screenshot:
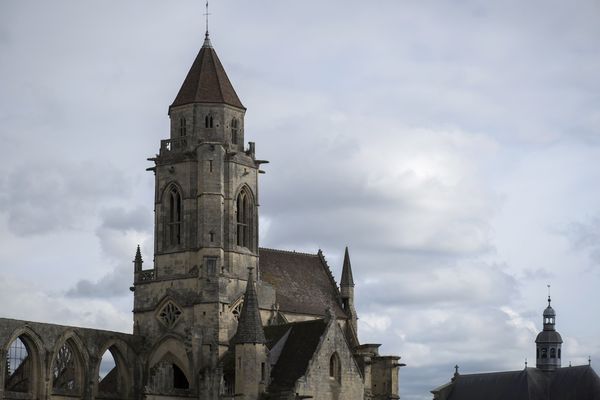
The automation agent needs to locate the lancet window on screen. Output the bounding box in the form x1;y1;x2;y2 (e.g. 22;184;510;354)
167;186;182;246
52;341;81;395
236;188;253;249
231;118;239;144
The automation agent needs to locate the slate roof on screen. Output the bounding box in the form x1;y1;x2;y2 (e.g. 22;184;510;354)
170;33;244;110
231;268;266;344
258;248;347;318
264;319;328;392
434;366;600;400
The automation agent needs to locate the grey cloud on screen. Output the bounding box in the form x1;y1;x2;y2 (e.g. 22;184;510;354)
99;206;152;233
563;216;600;266
66;262;132;299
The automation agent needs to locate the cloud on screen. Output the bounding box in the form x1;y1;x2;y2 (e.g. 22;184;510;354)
0;161;130;236
563;216;600;267
66;206;152;299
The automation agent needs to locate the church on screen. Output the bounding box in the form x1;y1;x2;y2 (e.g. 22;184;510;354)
431;296;600;400
0;28;402;400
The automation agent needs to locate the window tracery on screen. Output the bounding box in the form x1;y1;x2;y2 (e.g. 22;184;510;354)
158;301;183;328
236;188;254;249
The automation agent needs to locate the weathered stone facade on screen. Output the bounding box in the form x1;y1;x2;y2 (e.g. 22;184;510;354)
0;31;403;400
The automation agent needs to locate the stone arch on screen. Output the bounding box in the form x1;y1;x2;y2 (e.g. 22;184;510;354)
94;338;134;399
50;330;88;397
3;326;45;399
145;335;192;394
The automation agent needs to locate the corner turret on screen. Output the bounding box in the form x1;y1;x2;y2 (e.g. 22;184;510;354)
340;246;358;335
233;267;269;399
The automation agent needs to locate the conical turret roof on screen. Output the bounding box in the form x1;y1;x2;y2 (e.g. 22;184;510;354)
232;268;266;344
341;246;354;287
170;33;244;110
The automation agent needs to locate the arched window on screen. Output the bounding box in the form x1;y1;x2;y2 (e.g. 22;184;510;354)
236;188;253;248
536;348;540;359
205;115;214;128
167;186;182;246
558;348;561;359
231;118;239;144
97;347;129;398
5;337;30;394
541;348;547;359
550;348;556;359
52;341;82;395
329;352;341;383
179;117;186;136
147;360;189;393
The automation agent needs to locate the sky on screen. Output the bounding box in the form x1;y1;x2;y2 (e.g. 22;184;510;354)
0;1;599;399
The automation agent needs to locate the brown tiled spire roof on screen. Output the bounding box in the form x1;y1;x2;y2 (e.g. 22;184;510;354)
341;246;354;287
170;32;245;110
232;267;266;344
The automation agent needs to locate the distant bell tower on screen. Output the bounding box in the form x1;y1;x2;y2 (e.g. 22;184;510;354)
535;294;563;371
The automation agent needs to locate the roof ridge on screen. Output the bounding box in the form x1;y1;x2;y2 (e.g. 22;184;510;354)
259;247;318;257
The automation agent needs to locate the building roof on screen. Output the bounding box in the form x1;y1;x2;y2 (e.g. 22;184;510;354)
432;366;600;400
231;268;266;345
341;246;355;287
264;319;328;392
170;33;244;110
258;248;347;318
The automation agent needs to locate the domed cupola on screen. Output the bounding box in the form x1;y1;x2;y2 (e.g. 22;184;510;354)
535;294;563;371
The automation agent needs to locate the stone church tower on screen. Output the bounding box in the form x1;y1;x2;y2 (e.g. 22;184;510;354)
131;30;270;398
0;26;402;400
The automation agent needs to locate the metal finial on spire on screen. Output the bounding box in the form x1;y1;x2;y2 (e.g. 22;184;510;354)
525;358;528;368
202;1;213;48
547;284;551;305
454;365;459;375
590;356;592;366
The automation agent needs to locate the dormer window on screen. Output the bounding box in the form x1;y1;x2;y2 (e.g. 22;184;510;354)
231;118;239;144
205;115;214;128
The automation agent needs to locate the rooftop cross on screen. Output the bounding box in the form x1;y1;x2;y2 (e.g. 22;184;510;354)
547;284;551;305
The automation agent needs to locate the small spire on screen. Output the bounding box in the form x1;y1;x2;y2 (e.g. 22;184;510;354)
133;245;143;272
232;267;266;344
589;356;592;366
341;246;355;287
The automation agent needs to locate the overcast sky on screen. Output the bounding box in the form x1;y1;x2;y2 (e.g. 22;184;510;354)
1;1;599;399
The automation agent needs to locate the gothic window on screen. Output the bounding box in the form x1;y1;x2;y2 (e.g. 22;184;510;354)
146;361;189;393
158;301;183;328
231;118;239;144
167;186;182;246
179;117;186;136
550;348;556;358
97;348;126;397
236;188;254;249
329;352;341;383
5;337;30;393
205;115;214;128
52;341;81;395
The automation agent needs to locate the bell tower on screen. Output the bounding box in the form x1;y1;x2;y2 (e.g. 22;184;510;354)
131;30;271;398
535;294;563;371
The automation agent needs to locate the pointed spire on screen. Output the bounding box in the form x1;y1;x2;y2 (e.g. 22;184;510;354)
232;267;266;344
170;30;244;110
341;246;354;287
133;245;143;272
